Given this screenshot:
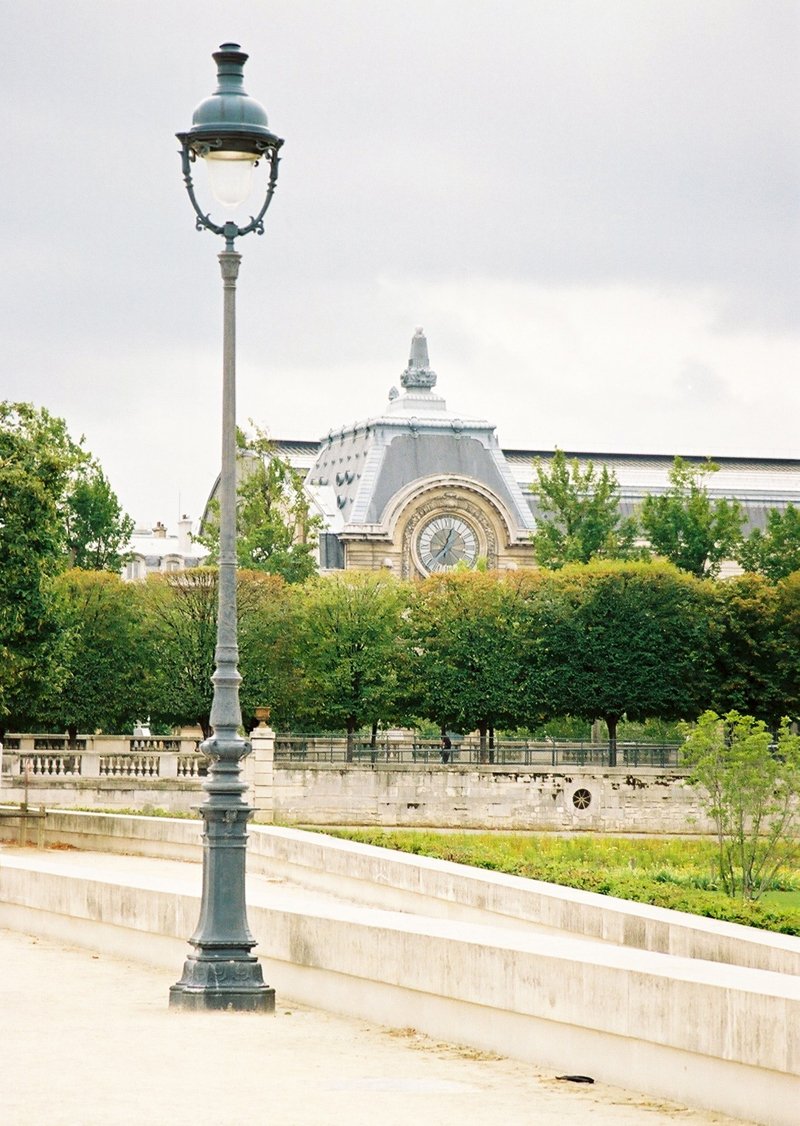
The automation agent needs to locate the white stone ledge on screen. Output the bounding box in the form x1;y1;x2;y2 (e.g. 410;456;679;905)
4;809;798;976
247;825;800;978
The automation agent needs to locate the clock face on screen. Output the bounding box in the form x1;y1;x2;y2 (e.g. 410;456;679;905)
417;514;478;573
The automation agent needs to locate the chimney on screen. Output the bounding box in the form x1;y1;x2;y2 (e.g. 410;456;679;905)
153;521;167;539
177;515;193;555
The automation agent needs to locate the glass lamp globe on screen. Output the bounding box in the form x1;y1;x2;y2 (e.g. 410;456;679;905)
203;150;257;208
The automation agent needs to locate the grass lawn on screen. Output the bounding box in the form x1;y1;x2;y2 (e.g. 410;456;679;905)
328;828;800;936
763;889;800;910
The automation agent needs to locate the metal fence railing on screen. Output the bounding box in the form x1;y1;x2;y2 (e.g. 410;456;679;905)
273;736;683;769
1;732;683;775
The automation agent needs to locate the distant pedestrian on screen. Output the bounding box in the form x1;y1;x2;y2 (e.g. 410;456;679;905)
440;734;452;764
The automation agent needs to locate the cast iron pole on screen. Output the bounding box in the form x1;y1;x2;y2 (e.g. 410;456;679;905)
170;242;274;1012
170;42;282;1012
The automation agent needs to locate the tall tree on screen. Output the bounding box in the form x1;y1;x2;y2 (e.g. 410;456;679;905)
709;574;786;727
775;571;800;724
0;404;81;728
510;567;564;731
65;462;134;572
0;402;133;731
142;567;295;738
736;504;800;582
40;569;150;742
143;568;218;737
640;457;744;578
293;572;410;756
200;424;320;583
407;571;527;760
530;449;639;569
237;571;300;731
541;561;715;764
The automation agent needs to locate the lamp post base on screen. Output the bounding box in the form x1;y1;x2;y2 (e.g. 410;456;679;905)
170;955;275;1012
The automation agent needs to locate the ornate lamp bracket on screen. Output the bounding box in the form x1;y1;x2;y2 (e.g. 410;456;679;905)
178;135;283;248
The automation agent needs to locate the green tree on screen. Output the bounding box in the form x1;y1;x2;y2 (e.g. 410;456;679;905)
66;462;134;572
736;505;800;582
0;404;82;728
510;567;569;733
142;567;294;738
682;710;800;900
407;570;529;760
200;425;320;583
530;448;640;569
640;457;744;578
143;568;218;737
293;572;410;757
237;571;299;731
775;571;800;724
710;574;786;726
40;569;150;742
541;561;715;764
0;402;133;729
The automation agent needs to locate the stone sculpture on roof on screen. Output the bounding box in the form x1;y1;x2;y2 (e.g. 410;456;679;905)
401;327;438;391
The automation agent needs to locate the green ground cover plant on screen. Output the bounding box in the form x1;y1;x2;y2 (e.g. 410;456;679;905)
328;829;800;935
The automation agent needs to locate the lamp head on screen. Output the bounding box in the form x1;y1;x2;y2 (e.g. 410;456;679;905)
178;42;283;208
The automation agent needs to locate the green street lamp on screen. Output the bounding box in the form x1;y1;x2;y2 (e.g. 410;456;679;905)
169;42;283;1013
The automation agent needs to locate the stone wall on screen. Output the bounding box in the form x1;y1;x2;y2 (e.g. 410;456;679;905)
272;764;714;833
2;725;713;833
0;777;203;814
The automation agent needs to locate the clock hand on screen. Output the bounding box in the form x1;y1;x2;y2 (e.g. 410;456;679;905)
434;529;457;562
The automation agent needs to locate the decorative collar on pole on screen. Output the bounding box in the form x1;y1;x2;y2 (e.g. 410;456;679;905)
401;327;438;391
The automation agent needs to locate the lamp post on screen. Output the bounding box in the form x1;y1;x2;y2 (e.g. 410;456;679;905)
169;42;283;1013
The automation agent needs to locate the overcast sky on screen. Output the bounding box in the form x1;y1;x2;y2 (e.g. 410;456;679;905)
2;1;798;528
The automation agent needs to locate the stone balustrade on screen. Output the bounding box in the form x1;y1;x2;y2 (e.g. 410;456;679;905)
2;734;204;782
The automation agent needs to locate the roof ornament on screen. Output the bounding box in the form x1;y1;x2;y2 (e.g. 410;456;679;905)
401;327;437;391
388;386;399;401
